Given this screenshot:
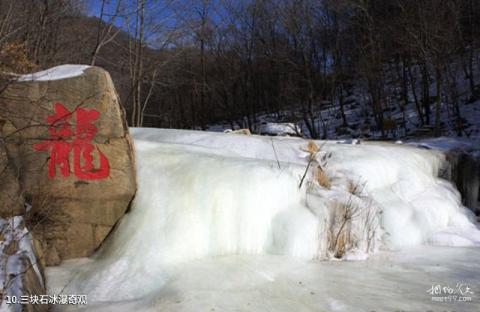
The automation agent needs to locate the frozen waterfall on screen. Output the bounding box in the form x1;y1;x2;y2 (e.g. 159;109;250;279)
46;128;480;309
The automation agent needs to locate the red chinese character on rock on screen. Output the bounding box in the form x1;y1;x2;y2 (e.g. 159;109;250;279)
34;103;110;180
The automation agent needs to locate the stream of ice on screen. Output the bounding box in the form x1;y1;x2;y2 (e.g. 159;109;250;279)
48;247;480;311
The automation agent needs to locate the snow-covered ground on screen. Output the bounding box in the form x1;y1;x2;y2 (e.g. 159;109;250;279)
45;128;480;311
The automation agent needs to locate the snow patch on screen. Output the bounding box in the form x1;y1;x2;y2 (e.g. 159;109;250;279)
408;137;479;152
18;64;91;82
257;122;302;136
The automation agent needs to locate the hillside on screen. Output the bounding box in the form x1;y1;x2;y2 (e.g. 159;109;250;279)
3;0;480;140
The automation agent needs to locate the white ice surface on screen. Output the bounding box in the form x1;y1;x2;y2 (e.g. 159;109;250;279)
45;128;480;310
47;247;480;312
18;65;90;81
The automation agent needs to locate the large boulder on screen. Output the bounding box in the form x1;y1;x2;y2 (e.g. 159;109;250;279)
0;65;136;265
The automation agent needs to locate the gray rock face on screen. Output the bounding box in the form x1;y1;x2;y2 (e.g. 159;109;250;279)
443;149;480;215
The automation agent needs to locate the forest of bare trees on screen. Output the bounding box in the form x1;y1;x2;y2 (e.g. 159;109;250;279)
1;0;480;139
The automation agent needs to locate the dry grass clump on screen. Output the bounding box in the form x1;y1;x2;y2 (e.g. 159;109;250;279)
325;194;380;259
299;140;332;189
327;200;357;258
347;179;365;195
305;140;320;154
299;142;381;260
314;166;331;189
24;188;68;237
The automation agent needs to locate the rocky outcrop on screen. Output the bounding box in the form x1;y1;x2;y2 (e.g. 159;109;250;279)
411;139;480;216
444;150;480;215
0;65;136;265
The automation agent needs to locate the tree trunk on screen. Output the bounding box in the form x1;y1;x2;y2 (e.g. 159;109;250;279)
434;65;442;136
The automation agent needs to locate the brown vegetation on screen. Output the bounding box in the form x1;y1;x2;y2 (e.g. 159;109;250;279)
0;42;37;74
314;166;331;189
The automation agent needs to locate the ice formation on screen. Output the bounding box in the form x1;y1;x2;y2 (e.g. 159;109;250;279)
48;247;480;312
46;128;480;303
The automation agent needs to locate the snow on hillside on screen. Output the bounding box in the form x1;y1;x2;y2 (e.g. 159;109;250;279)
45;128;480;310
408;136;480;152
205;62;480;141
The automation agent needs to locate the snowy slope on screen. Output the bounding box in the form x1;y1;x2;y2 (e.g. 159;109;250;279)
45;128;480;307
205;67;480;141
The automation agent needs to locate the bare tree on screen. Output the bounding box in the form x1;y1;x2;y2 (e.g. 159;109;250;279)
90;0;125;66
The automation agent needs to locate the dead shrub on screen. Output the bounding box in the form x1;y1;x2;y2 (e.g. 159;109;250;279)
314;166;331;189
327;200;357;258
24;189;68;236
299;140;331;189
347;179;365;195
325;194;380;259
305;140;320;154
